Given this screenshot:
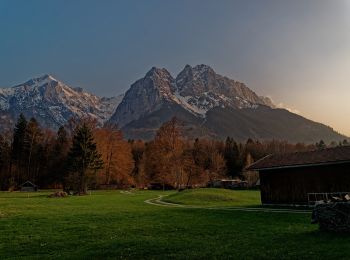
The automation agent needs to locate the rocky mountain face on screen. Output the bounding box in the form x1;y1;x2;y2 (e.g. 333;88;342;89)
108;68;176;127
109;64;273;127
174;64;274;113
1;65;346;143
109;64;347;143
0;75;123;131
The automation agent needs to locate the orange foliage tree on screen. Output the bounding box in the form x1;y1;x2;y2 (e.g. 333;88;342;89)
94;125;134;188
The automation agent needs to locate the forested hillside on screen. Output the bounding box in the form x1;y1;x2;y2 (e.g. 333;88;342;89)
0;115;347;192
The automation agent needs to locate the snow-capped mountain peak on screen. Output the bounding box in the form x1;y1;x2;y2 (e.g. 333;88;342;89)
110;64;275;127
19;74;58;89
0;75;123;130
174;64;275;115
108;65;346;143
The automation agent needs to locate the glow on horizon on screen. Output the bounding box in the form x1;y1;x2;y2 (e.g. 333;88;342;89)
0;0;350;137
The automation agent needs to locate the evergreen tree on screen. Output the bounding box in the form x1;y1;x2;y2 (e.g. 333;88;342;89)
224;137;241;178
0;134;11;190
56;126;68;146
316;140;326;150
0;135;5;188
0;135;4;170
12;114;27;160
11;114;28;185
47;126;70;187
130;140;145;184
192;138;206;169
24;118;42;182
66;123;103;194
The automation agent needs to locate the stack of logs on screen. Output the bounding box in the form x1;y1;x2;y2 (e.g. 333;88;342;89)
312;194;350;233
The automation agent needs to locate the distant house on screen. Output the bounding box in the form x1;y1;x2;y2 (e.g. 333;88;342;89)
246;146;350;205
20;181;38;192
211;179;248;189
147;182;174;190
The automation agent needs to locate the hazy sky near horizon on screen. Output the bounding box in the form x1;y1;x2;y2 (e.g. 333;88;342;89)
1;0;350;136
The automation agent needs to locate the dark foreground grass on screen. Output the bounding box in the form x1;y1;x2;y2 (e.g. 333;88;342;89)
1;190;350;259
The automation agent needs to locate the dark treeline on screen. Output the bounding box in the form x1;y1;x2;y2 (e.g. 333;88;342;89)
0;115;347;193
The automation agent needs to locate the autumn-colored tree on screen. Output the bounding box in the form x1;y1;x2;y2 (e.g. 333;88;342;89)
141;118;185;189
0;114;323;191
181;143;204;188
194;139;226;184
94;125;134;188
207;150;226;183
242;153;259;187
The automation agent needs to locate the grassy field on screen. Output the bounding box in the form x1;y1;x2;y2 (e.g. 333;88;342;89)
163;188;261;207
1;189;350;259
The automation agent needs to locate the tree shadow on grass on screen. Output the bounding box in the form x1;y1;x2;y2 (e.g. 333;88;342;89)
274;228;350;258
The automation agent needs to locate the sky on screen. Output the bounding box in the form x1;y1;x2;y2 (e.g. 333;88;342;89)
0;0;350;135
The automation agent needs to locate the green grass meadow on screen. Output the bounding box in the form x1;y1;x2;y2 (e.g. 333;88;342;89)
1;189;350;259
163;188;261;207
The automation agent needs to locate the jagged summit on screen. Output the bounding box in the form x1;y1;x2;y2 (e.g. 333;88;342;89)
108;64;347;143
31;74;56;82
110;64;275;127
177;64;214;79
0;75;123;130
0;65;346;143
39;74;56;81
145;67;171;77
18;74;58;88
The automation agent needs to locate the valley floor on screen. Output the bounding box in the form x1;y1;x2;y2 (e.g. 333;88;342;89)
0;189;349;259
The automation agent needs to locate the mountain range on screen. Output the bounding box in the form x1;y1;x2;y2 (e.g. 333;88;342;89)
0;65;346;143
0;75;123;131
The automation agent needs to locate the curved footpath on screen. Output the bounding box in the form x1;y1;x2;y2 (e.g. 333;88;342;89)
144;195;312;214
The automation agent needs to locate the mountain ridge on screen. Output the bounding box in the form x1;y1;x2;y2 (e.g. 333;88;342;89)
109;64;347;143
0;75;123;131
109;64;274;128
0;65;347;144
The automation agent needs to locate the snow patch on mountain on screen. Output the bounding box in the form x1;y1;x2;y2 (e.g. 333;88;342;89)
110;64;275;127
170;64;273;117
0;75;123;129
173;90;208;116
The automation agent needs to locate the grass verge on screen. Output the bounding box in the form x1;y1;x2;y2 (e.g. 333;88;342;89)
1;190;349;259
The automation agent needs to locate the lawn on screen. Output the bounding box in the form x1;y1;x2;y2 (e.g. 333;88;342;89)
1;189;350;259
162;188;261;207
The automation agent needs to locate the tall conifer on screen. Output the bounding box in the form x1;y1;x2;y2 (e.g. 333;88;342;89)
67;123;103;194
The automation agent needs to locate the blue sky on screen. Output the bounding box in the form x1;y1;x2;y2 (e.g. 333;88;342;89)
1;0;350;135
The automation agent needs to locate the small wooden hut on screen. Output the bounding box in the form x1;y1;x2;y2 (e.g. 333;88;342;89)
20;181;38;192
246;146;350;205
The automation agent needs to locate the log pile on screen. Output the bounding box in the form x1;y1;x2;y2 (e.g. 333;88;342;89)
312;195;350;233
48;191;68;198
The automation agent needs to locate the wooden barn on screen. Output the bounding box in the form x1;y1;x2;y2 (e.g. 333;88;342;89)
246;146;350;206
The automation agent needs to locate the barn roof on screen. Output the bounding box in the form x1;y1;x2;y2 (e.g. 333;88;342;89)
246;146;350;171
21;181;37;187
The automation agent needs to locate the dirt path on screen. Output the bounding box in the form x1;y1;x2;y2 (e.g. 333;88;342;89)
119;190;134;195
144;195;312;214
